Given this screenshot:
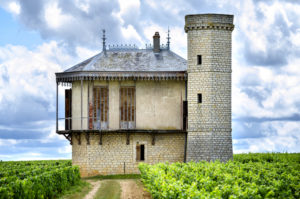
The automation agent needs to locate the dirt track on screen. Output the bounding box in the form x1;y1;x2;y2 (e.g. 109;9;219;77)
84;179;151;199
84;180;102;199
119;179;151;199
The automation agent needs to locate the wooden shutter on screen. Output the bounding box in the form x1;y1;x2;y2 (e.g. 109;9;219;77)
136;144;141;161
65;89;72;130
93;87;108;130
183;100;188;130
120;87;135;129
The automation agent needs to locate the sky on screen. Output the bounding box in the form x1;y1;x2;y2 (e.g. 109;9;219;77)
0;0;299;160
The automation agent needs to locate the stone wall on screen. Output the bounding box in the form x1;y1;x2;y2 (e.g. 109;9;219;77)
72;132;185;177
185;14;234;162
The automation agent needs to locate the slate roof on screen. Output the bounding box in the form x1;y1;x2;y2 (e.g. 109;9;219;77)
64;49;187;72
56;48;187;83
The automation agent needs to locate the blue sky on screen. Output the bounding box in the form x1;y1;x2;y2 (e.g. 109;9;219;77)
0;0;299;160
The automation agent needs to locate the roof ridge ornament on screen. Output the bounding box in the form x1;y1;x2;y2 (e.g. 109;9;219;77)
102;29;106;53
108;44;138;51
167;27;170;50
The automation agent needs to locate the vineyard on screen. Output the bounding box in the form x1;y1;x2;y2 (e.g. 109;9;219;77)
139;153;300;199
0;160;80;199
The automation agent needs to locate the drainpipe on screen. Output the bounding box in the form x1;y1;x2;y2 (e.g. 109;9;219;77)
184;79;188;162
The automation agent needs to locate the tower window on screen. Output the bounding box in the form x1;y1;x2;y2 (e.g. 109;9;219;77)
197;55;202;65
198;93;202;103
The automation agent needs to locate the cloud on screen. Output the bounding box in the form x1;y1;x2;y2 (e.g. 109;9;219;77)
0;42;73;125
238;1;300;67
0;0;300;160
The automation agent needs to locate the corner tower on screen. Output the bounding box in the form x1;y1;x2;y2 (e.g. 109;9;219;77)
185;14;234;161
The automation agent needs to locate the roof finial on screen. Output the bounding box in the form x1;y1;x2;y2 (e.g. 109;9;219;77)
102;29;106;52
167;27;171;50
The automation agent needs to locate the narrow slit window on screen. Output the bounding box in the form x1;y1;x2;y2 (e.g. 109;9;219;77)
198;93;202;103
197;55;202;65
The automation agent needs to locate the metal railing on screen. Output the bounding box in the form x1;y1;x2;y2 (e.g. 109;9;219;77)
57;117;136;131
57;117;109;131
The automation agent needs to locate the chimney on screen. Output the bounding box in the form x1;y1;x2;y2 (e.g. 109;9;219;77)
153;32;160;53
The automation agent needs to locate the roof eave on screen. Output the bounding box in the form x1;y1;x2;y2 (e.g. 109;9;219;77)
56;71;187;83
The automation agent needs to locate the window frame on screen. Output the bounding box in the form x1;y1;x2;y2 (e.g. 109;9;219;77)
119;86;136;129
136;143;145;162
92;86;109;130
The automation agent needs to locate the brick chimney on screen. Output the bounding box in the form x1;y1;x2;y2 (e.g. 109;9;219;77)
153;32;160;53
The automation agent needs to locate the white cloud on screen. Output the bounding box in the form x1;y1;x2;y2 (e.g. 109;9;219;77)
0;41;72;112
75;0;90;13
44;1;74;29
75;46;99;61
118;0;140;15
121;25;143;44
8;1;20;15
234;121;300;154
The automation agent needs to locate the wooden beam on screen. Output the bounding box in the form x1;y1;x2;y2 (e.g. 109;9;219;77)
152;133;155;145
126;132;130;145
74;133;81;145
57;129;186;134
85;132;90;145
63;134;72;145
99;131;103;145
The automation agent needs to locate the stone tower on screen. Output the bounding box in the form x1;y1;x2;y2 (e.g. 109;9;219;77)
185;14;234;162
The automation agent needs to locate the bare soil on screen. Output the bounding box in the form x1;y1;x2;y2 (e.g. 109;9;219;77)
119;179;152;199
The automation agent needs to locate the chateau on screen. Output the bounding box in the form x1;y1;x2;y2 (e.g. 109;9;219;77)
55;14;234;177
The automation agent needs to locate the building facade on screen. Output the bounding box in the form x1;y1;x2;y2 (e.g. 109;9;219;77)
55;14;234;177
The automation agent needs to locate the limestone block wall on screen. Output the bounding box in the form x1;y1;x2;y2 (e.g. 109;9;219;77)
185;14;234;162
72;133;185;177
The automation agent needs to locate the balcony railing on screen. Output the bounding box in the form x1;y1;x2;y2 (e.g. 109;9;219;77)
57;117;136;131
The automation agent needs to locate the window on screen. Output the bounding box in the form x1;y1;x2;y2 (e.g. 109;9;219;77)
92;87;108;129
120;87;135;129
197;55;202;65
198;93;202;103
136;144;145;161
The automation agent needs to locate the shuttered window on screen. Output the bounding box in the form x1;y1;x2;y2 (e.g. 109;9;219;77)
93;87;108;129
65;89;72;130
120;87;135;129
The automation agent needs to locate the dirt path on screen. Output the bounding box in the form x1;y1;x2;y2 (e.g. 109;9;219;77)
84;180;101;199
119;179;151;199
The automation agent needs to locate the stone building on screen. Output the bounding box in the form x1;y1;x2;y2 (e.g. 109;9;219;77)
55;14;234;177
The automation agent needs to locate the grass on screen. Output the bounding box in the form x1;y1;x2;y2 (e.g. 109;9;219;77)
59;180;92;199
94;180;121;199
84;174;141;180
